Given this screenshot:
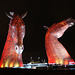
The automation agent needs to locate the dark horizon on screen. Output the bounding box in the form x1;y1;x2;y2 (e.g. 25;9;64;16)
0;0;75;63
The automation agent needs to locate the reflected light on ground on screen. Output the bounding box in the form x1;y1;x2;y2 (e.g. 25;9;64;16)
59;59;63;65
9;63;13;67
5;61;9;67
15;62;19;67
1;64;3;68
64;59;68;65
56;59;59;64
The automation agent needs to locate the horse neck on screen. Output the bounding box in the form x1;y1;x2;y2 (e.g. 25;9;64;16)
45;29;70;59
4;25;14;48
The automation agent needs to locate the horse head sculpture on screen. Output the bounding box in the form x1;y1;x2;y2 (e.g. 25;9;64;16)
0;12;27;68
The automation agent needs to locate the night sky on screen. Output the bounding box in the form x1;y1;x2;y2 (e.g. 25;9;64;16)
0;0;75;63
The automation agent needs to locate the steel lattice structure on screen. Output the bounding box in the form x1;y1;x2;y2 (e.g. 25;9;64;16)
44;18;75;65
0;12;27;68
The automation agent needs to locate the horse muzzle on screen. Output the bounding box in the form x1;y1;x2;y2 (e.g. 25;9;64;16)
15;45;24;54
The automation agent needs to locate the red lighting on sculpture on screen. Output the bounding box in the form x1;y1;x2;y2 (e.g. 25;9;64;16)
0;12;27;68
44;18;75;65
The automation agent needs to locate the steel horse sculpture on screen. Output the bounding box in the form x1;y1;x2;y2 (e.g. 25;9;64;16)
44;18;75;65
0;12;27;68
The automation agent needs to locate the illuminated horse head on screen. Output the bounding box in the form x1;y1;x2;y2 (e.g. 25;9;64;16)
0;12;27;68
6;12;27;54
44;18;75;65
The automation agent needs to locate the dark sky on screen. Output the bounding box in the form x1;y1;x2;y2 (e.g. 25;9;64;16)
0;0;75;62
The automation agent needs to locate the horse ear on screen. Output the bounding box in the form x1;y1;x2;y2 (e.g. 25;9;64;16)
5;12;13;19
9;12;14;16
43;26;49;29
21;11;28;19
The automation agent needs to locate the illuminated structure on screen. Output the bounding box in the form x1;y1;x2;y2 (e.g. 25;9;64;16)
0;12;27;68
44;18;75;65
